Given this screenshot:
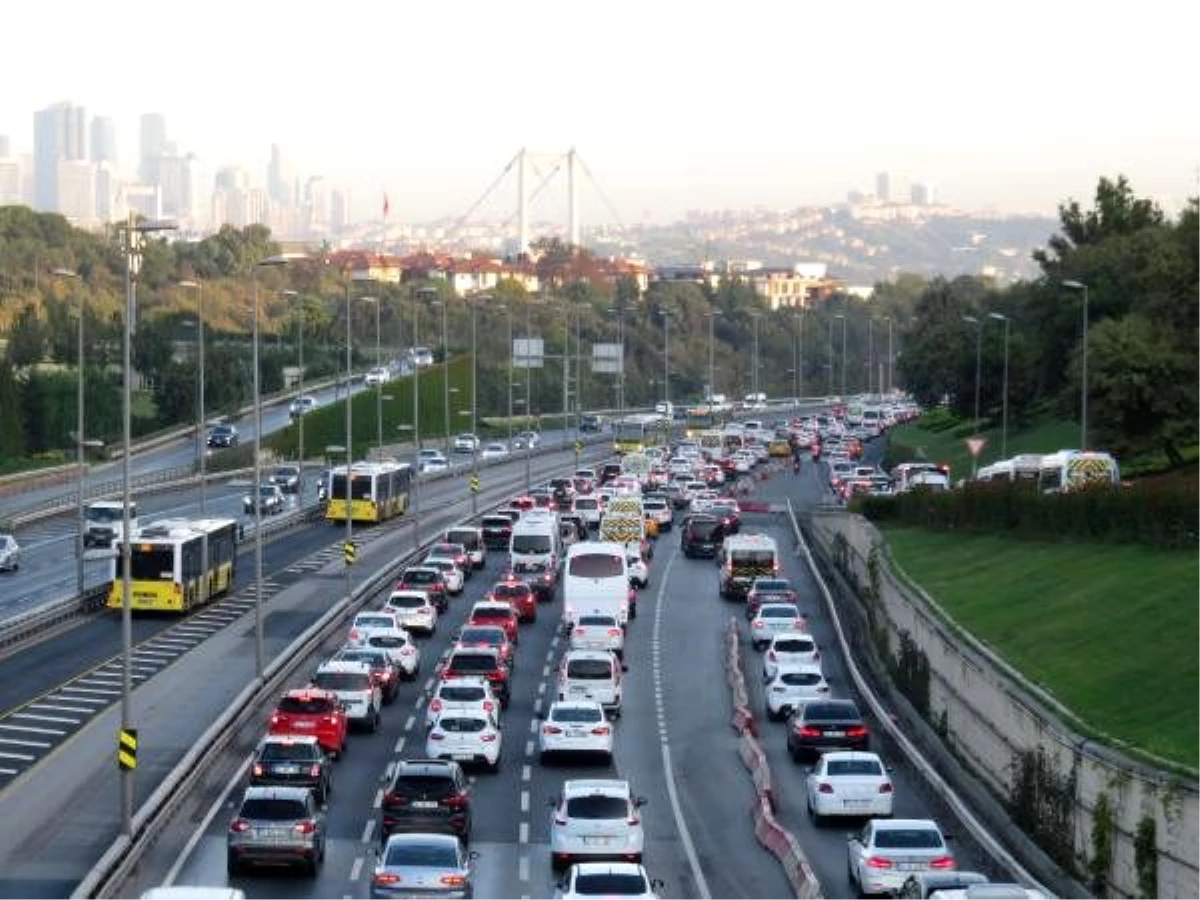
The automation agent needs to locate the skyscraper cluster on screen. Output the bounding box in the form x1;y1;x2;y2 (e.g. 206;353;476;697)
0;102;351;239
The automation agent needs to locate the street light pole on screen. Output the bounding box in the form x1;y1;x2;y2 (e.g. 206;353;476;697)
792;310;803;404
179;280;206;514
962;314;983;476
658;308;670;409
835;314;847;398
118;215;176;837
53;268;85;595
751;312;760;399
867;318;875;396
525;299;532;490
1062;280;1090;449
885;316;894;395
827;315;834;395
375;294;382;456
344;282;354;598
989;312;1010;459
438;300;450;454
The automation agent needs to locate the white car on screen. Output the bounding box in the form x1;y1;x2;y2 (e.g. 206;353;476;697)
764;663;831;720
762;631;821;680
453;433;480;454
805;751;893;823
569;613;625;660
512;431;541;450
348;611;404;643
556;862;662;900
288;395;319;418
480;442;510;461
749;603;807;651
550;779;646;870
348;617;421;678
382;590;438;636
624;544;648;590
364;366;392;386
311;658;382;732
424;676;500;729
539;700;613;763
848;818;955;898
425;708;502;772
0;533;19;572
422;555;466;595
642;498;673;532
417;449;451;474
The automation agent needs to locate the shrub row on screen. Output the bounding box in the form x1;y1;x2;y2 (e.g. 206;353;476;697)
852;480;1198;550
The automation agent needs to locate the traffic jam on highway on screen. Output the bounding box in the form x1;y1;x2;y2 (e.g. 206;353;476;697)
154;401;1046;900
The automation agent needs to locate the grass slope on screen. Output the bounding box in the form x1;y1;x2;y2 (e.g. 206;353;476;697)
879;525;1199;770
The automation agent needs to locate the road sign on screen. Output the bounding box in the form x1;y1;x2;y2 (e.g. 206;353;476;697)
574;440;583;455
469;474;480;494
343;540;357;566
966;436;987;458
118;728;138;771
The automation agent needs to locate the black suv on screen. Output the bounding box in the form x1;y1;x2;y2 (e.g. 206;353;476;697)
680;514;725;558
442;647;511;706
207;424;239;448
481;515;514;551
579;413;603;432
380;759;472;842
249;734;332;804
785;699;869;762
600;462;622;485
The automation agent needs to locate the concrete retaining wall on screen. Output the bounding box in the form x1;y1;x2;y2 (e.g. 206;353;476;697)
806;509;1198;899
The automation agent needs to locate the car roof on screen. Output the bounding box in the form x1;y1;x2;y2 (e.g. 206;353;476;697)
871;817;942;831
436;676;491;689
240;784;311;802
281;687;338;701
770;630;814;642
816;750;882;763
383;831;461;849
317;659;373;674
395;758;460;775
570;861;647;876
563;778;631;799
258;733;320;748
549;699;605;712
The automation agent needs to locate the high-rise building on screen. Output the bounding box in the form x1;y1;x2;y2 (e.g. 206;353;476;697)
267;143;290;207
34;101;87;211
159;151;201;221
0;156;20;206
57;159;97;223
875;171;890;203
331;187;351;232
94;161;121;222
911;182;936;205
90;116;117;164
0;135;10;158
139;112;167;183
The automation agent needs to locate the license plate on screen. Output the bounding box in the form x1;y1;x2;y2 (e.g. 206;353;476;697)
569;685;588;695
843;799;870;807
582;836;614;846
825;730;845;737
275;765;299;775
453;753;474;761
411;800;438;809
897;862;924;871
292;721;313;728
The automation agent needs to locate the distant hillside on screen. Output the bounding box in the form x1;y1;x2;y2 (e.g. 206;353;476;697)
590;206;1058;286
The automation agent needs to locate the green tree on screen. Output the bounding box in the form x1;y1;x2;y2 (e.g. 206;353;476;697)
132;318;174;387
0;360;25;460
6;304;45;366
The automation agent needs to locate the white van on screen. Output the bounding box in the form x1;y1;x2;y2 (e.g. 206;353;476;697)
563;541;632;628
557;649;623;717
510;510;562;574
84;500;139;550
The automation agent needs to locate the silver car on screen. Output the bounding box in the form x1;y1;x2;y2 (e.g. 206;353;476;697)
226;785;325;876
0;534;19;572
370;832;477;899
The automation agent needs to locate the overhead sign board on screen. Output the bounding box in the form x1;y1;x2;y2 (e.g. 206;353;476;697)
592;343;624;374
513;338;544;369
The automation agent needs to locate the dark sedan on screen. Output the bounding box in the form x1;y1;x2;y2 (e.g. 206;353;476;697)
207;424;239;448
786;698;870;762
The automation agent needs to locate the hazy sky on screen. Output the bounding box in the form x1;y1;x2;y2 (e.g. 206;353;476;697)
3;0;1195;224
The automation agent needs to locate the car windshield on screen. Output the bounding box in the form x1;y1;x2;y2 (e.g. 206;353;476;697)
573;873;647;895
458;628;503;645
760;606;798;618
389;595;425;609
874;828;943;849
688;520;722;539
277;695;336;715
492;584;530;600
403;570;439;585
512;535;551;554
385;841;459;868
779;671;823;686
566;659;613;680
568;553;623;578
314;672;372;691
805;702;860;721
355;615;394;629
551;706;603;724
578;615;617;628
437;716;487;733
472;607;510;620
392;774;455;797
448;654;497;672
239;798;307;821
440;685;486;702
774;638;815;653
260;742;318;761
828;758;883;776
565;795;627;820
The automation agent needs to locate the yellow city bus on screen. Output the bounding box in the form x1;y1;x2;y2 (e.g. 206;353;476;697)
325;461;413;524
613;415;662;455
108;517;240;613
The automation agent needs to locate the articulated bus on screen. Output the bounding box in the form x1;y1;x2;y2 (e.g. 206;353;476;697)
325;460;413;524
613;415;664;455
108;517;240;613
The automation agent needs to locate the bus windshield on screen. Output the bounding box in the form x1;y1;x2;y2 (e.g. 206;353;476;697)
116;547;174;580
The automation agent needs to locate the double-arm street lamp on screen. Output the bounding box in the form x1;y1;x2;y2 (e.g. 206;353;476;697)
432;299;451;453
834;314;847;398
51;267;89;595
793;309;804;404
656;308;671;409
1061;280;1090;449
989;312;1011;459
704;311;721;406
962;314;984;476
178;280;207;514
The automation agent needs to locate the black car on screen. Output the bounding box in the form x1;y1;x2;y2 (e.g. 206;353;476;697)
599;462;622;485
249;734;332;804
380;759;472;843
579;413;603;432
207;424;239;448
507;559;557;603
785;699;869;762
271;464;302;494
680;514;725;558
481;515;514;551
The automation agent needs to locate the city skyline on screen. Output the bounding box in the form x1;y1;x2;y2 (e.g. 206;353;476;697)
1;0;1195;226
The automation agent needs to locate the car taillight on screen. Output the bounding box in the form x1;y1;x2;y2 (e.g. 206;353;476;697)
865;856;893;869
797;725;822;738
327;715;340;725
429;731;445;741
373;873;402;886
930;856;956;869
441;875;467;887
251;763;264;777
230;819;249;833
444;792;469;809
817;782;834;794
846;725;868;738
543;725;563;735
401;646;414;655
879;782;893;794
486;671;504;682
627;814;640;826
793;619;805;629
592;726;610;736
607;628;622;637
309;764;321;777
752;620;765;629
269;714;281;727
554;813;568;825
481;732;497;742
574;628;585;635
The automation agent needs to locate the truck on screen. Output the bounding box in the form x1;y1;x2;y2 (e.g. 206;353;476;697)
84;500;139;551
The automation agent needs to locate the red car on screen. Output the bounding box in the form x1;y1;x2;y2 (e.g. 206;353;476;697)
454;624;516;671
467;601;520;643
487;578;537;623
268;687;348;757
395;567;448;612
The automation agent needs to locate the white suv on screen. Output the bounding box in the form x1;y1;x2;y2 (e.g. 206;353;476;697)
312;659;382;732
383;590;438;636
569;613;625;660
550;779;646;870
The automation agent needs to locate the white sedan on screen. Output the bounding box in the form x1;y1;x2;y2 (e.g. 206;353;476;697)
762;631;821;681
382;590;438;636
538;700;613;763
556;862;662;900
354;626;421;678
570;613;625;660
764;663;830;721
480;442;510;461
422;555;465;595
749;603;806;651
425;709;502;772
424;676;500;730
847;818;955;898
805;751;894;823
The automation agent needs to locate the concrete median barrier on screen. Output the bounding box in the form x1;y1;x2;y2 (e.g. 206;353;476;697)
751;794;822;899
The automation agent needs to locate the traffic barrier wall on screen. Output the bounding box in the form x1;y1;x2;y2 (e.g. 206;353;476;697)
750;794;822;900
739;730;774;810
806;509;1196;899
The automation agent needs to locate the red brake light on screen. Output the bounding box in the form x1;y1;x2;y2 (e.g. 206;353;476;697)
752;620;765;629
441;875;467;887
591;726;610;736
543;725;563;735
607;628;622;637
251;763;264;777
554;813;568;825
930;856;956;869
817;782;834;794
481;732;497;742
373;873;401;886
309;764;321;777
429;731;445;740
846;725;868;738
230;819;249;833
866;856;893;869
627;814;640;826
294;819;317;834
798;725;822;737
444;792;469;809
879;782;893;793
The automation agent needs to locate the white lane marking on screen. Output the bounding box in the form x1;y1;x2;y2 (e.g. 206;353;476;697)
541;663;551;677
361;819;375;844
521;790;530;812
536;682;546;696
533;698;543;716
394;735;405;753
652;548;712;899
519;854;530;881
521;764;531;782
161;751;253;887
403;715;415;732
525;739;535;757
528;719;538;734
373;788;384;809
519;821;530;843
423;677;435;692
350;857;364;882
